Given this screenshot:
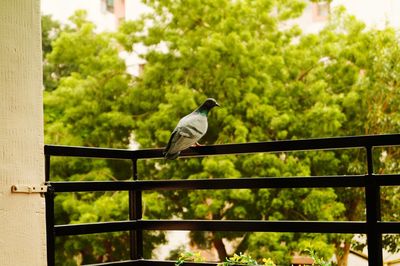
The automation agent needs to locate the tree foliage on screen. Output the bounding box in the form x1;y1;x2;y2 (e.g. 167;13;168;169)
43;2;400;265
43;11;166;264
118;1;400;265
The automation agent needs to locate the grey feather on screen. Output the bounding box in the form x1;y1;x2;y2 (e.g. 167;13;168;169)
164;98;219;160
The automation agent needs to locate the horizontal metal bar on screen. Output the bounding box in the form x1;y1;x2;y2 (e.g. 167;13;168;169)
378;222;400;234
49;181;136;192
138;220;367;234
136;175;367;190
48;176;368;192
86;260;137;266
182;134;400;159
86;260;218;266
55;221;136;236
376;174;400;186
44;145;135;159
54;219;367;237
48;175;400;192
134;261;217;266
45;134;400;160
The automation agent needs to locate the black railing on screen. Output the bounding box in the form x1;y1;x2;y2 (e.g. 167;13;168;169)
44;134;400;266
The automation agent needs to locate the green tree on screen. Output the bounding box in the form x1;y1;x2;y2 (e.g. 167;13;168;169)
289;9;400;265
42;14;63;90
42;14;62;57
118;0;344;264
117;1;400;265
42;2;400;265
43;12;167;264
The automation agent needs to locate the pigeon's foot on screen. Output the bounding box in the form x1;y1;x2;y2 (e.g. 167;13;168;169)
191;142;202;147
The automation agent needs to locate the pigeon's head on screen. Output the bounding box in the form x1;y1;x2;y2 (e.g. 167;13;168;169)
195;98;219;115
201;98;220;110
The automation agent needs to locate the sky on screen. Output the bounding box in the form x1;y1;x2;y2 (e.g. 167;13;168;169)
41;0;150;32
333;0;400;28
41;0;400;31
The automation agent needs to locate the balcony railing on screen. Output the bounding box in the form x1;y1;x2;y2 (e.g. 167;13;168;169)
44;134;400;266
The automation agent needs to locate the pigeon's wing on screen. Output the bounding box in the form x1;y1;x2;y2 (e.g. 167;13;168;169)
165;127;197;155
163;130;181;159
164;130;178;155
164;113;208;159
177;113;208;139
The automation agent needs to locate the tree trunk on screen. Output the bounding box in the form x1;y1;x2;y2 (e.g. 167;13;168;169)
334;187;364;266
234;233;249;255
335;241;351;266
212;237;228;261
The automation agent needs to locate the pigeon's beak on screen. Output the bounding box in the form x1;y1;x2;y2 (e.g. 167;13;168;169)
215;102;220;107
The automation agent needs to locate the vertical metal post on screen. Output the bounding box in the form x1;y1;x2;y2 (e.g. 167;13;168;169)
45;155;50;182
129;158;143;259
45;154;55;266
45;187;55;266
365;146;383;266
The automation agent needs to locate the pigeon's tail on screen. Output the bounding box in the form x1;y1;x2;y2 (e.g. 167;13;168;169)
163;151;180;160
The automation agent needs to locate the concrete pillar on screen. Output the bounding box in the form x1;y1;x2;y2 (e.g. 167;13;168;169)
0;0;46;265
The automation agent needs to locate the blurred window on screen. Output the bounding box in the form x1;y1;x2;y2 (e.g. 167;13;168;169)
312;1;330;21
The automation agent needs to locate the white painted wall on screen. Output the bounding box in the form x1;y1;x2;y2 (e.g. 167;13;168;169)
0;0;46;265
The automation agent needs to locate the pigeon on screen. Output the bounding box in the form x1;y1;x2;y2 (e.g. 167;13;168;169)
163;98;220;160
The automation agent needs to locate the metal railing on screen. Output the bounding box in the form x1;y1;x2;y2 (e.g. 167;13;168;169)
44;134;400;266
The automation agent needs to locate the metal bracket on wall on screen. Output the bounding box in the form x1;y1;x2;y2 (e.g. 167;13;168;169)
11;184;48;196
